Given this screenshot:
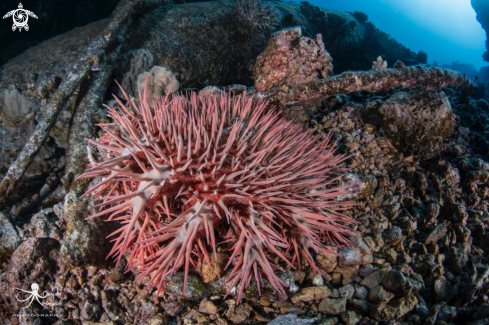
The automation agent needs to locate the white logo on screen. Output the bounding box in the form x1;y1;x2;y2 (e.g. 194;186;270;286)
3;3;38;32
15;283;60;308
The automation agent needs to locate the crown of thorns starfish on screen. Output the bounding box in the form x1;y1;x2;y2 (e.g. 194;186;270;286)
77;85;359;303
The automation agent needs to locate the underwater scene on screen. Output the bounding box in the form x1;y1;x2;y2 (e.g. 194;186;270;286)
0;0;489;324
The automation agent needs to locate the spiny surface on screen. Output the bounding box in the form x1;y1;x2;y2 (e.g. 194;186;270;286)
79;88;358;303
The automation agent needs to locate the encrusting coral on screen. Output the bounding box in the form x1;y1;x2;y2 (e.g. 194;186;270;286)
119;49;155;98
1;87;33;131
137;66;179;105
77;86;359;303
254;27;333;92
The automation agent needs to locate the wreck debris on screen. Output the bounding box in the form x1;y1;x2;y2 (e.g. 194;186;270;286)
0;0;139;210
258;63;477;107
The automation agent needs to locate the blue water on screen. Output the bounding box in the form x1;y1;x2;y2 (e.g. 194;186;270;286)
292;0;487;70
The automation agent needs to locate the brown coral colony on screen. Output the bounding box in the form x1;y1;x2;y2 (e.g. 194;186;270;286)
78;86;359;303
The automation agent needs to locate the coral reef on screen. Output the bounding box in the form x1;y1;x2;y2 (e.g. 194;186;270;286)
78;89;358;303
136;66;179;105
254;27;333;92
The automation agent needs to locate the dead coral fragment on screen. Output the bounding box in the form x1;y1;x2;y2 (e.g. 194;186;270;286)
78;89;358;304
254;27;333;92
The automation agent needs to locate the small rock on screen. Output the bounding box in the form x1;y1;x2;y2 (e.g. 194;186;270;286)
340;310;361;325
386;227;402;246
437;302;457;321
280;302;304;315
291;286;331;303
316;247;338;273
277;270;299;293
338;284;355;299
331;272;342;286
338;237;373;266
109;258;128;284
434;276;450;302
382;270;412;296
424;222;448;245
352;299;369;313
318;298;347;315
139;299;158;320
454;224;471;243
101;290;126;322
318;317;339;325
335;265;359;285
267;313;320;325
225;302;252;324
27;208;62;240
312;274;324;286
197;252;228;283
383;248;397;264
423;203;441;226
293;271;306;284
148;314;169;325
199;299;219;315
354;284;368;299
372;295;418;321
164;272;209;300
360;269;383;289
330;289;339;298
368;286;394;303
183;309;208;324
81;300;102;321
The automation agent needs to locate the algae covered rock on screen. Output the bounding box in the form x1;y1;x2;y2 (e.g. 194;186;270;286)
379;88;454;157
